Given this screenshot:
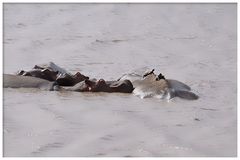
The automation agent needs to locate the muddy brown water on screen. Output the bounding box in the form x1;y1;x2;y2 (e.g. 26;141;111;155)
3;3;237;156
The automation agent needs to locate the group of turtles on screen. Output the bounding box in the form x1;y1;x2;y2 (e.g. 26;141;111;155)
3;62;198;100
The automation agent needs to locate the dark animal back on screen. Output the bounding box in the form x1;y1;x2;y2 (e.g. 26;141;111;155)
175;90;199;100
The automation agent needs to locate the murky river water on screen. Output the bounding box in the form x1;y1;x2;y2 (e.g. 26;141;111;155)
3;3;237;156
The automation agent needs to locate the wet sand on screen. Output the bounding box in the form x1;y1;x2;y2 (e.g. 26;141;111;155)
3;3;237;156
